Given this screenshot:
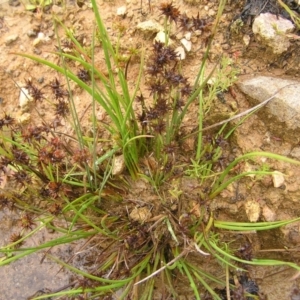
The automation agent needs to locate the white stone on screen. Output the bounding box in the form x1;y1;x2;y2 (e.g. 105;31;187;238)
117;6;127;16
252;13;295;55
137;20;163;33
112;155;125;175
272;171;285;188
175;46;186;60
245;199;261;222
184;32;191;41
180;38;192;52
19;87;33;109
37;32;45;40
154;31;173;45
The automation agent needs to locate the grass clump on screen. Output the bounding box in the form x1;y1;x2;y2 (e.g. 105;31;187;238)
1;1;300;299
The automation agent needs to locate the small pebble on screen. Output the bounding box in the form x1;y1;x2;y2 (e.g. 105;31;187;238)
27;30;37;38
48;30;55;38
137;20;163;33
262;205;276;222
129;207;152;223
175;46;186;60
8;0;20;6
181;38;192;52
208;9;216;17
112;155;125;175
37;77;44;84
243;34;250;47
272;171;285;188
19;87;33;110
117;6;127;17
245;199;260;222
154;31;174;45
5;34;19;46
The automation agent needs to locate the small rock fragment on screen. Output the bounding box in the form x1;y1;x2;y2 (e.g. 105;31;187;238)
117;6;127;16
8;0;20;6
180;38;192;52
27;30;38;38
137;20;164;33
237;76;300;139
252;13;294;55
17;112;31;123
290;147;300;160
243;34;250;47
154;31;173;45
129;207;152;223
262;205;276;222
51;5;64;14
33;38;42;47
5;34;19;46
245;199;260;222
175;46;186;60
48;30;55;38
112;155;125;176
272;171;285;188
184;32;191;41
19;88;33;110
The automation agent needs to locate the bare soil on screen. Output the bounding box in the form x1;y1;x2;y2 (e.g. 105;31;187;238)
0;0;300;299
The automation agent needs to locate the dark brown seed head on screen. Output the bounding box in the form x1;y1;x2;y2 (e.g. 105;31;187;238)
2;113;15;127
25;79;44;102
50;78;69;100
11;147;30;165
146;64;162;77
164;142;178;154
179;13;192;31
153;98;169;115
55;99;69;117
72;148;91;164
77;69;90;82
164;70;187;86
10;232;23;247
160;2;181;23
148;80;169;97
12;170;31;187
181;83;193;97
192;13;211;31
19;213;35;230
151;119;166;134
0;193;13;209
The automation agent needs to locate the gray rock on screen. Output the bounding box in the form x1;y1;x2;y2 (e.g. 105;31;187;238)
8;0;20;6
237;76;300;142
252;13;294;55
136;20;163;33
27;30;37;38
5;34;19;46
290;147;300;160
